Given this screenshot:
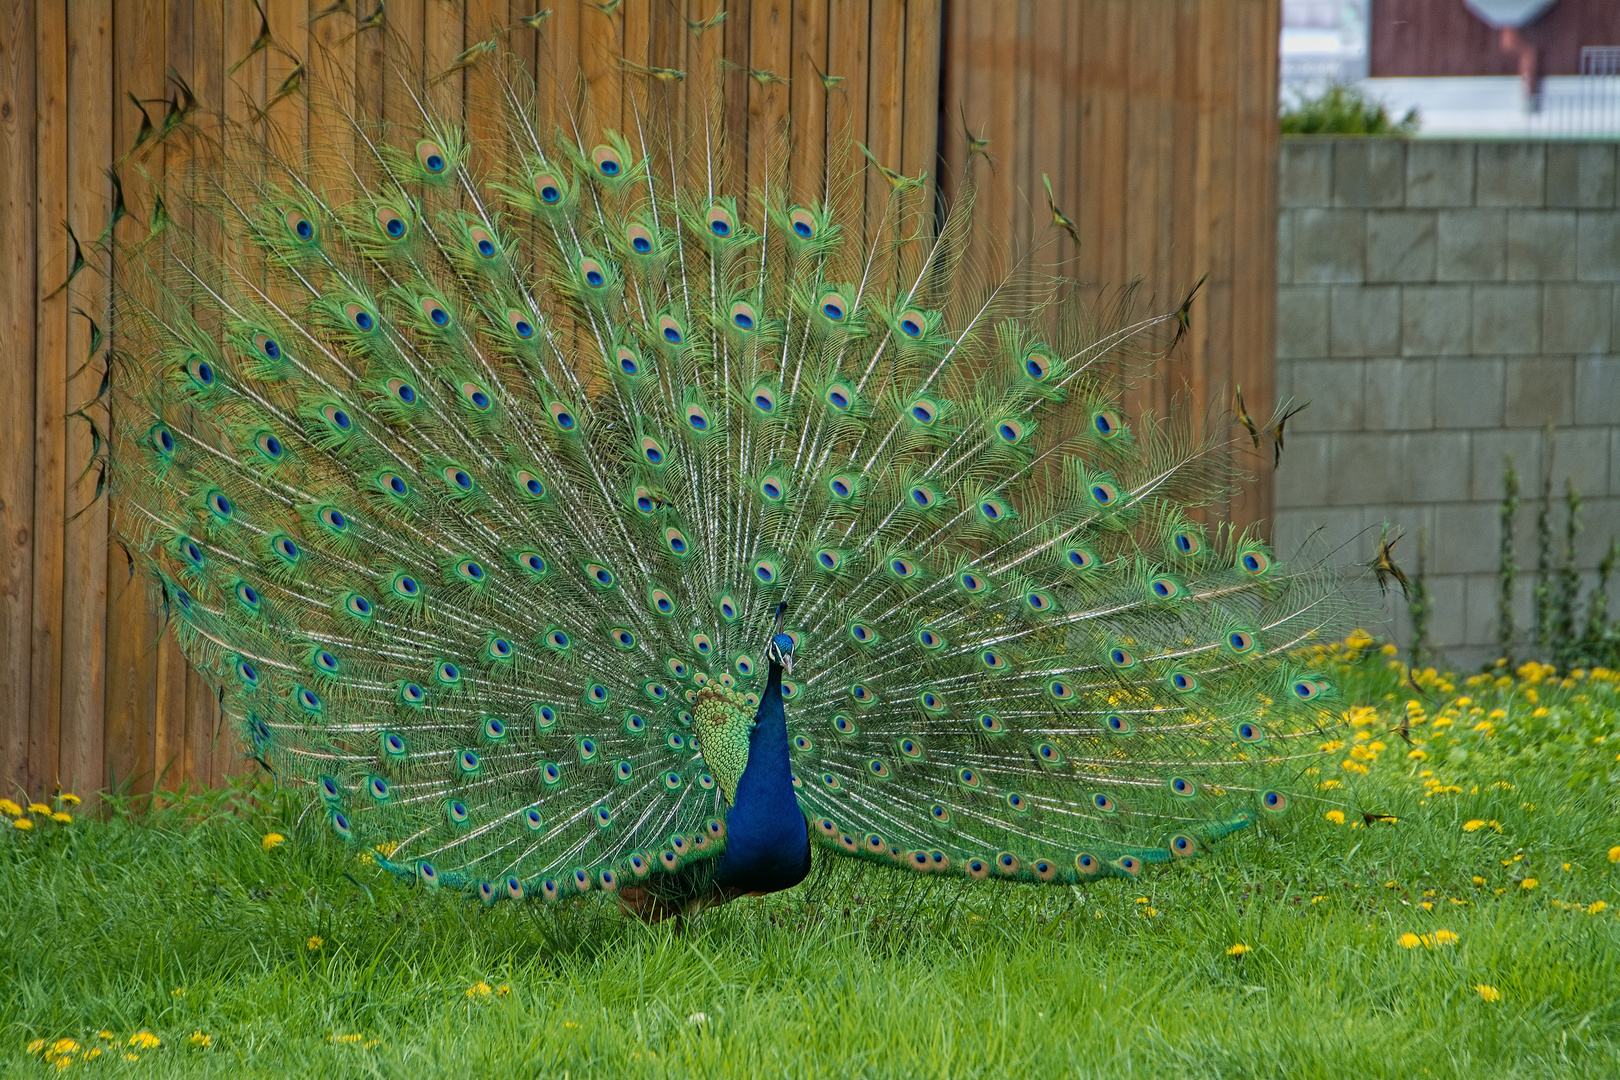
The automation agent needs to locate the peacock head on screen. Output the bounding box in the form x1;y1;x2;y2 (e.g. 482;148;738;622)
765;633;795;675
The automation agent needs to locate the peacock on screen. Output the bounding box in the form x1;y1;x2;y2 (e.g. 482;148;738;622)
108;23;1351;921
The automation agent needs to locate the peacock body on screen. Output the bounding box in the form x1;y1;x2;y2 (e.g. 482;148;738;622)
112;25;1349;915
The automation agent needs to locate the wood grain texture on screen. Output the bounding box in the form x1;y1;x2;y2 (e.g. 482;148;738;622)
939;0;1277;535
2;0;1277;797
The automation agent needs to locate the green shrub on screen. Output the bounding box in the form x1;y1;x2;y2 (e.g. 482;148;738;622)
1281;83;1419;136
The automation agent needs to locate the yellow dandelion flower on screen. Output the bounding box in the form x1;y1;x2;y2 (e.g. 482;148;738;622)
1420;901;1433;910
1473;876;1485;886
128;1031;161;1050
97;1032;113;1041
0;799;23;817
1463;820;1486;832
188;1032;212;1048
86;1048;100;1059
1398;932;1423;948
331;1034;363;1044
496;984;511;997
1324;810;1345;825
1226;943;1250;956
1563;863;1571;872
1521;878;1538;890
307;936;323;951
1475;984;1500;1002
50;812;71;824
262;833;285;851
124;1053;139;1062
1588;901;1608;915
1311;895;1328;904
1381;643;1398;655
1608;846;1620;863
1432;930;1459;946
50;1039;80;1057
60;793;80;806
563;1021;580;1029
1408;748;1427;760
12;817;33;830
28;803;50;815
27;1039;46;1055
466;981;493;999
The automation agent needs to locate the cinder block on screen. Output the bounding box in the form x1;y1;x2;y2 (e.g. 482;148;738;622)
1278;210;1295;285
1470;428;1543;501
1575;211;1620;281
1435;357;1505;428
1364;357;1435;431
1502;356;1574;427
1334;140;1406;208
1545;284;1612;355
1276;285;1330;359
1506;210;1576;281
1406;142;1475;208
1401;285;1472;356
1576;498;1620;563
1272;507;1364;561
1289;359;1365;432
1472;284;1542;355
1328;432;1404;504
1366;211;1437;282
1330;284;1402;357
1575;355;1620;426
1463;573;1506;654
1434;502;1502;574
1436;209;1507;282
1551;427;1612;500
1401;429;1470;500
1274;432;1331;509
1425;574;1468;649
1476;143;1545;207
1279;140;1333;208
1293;209;1366;284
1613;429;1620;496
1547;143;1616;209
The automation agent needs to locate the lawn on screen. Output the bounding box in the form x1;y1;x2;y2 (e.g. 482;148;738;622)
4;640;1619;1078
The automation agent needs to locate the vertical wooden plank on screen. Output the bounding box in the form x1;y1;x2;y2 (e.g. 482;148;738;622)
825;0;868;243
106;0;168;797
900;0;939;227
151;0;199;794
746;0;791;211
789;0;829;206
1010;0;1033;253
619;0;650;140
935;0;969;198
1027;0;1066;266
1227;0;1276;534
423;0;467;119
683;0;725;194
981;0;1016;271
863;0;904;248
309;0;359;199
32;0;69;801
0;0;38;797
60;0;114;800
720;0;749;195
579;0;623;142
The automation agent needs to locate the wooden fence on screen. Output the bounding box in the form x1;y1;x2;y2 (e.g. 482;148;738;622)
0;0;1278;801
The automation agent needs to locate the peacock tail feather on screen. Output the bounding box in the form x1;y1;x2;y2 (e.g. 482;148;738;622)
110;27;1352;906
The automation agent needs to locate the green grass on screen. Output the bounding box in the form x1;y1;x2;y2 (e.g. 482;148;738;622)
5;647;1620;1078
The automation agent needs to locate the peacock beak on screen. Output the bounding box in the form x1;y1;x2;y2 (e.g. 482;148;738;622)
781;652;793;676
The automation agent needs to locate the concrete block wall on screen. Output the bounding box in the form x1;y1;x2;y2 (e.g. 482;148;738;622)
1276;139;1620;668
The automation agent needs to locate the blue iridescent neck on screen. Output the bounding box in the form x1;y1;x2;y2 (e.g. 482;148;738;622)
712;660;810;893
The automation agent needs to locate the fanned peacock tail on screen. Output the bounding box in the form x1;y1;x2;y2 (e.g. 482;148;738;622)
110;28;1352;908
